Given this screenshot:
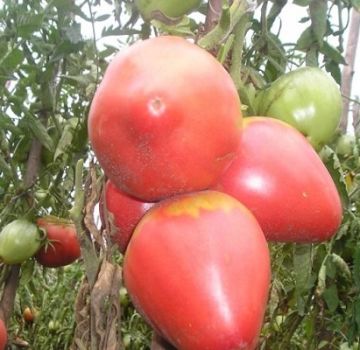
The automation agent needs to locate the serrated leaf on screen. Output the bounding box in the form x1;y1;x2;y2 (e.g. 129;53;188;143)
22;115;54;152
323;284;339;312
310;0;327;46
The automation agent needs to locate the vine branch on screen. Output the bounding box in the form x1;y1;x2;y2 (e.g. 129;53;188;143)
340;8;360;132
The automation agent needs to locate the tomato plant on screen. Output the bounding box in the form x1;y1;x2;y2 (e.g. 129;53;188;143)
215;117;342;243
0;219;42;264
35;216;81;268
256;67;342;150
102;180;154;253
135;0;202;20
0;319;6;350
124;191;270;350
88;35;242;202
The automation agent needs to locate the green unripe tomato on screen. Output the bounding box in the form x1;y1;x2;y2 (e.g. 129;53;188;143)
336;134;356;156
135;0;202;21
0;219;42;264
257;67;342;150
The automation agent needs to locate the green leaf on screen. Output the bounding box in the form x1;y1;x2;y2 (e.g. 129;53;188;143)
293;0;311;6
353;245;360;289
351;0;360;11
323;284;339;312
65;23;82;44
316;260;327;296
95;14;111;21
325;60;341;85
17;13;44;37
296;27;316;51
331;253;351;279
309;0;327;46
0;47;24;76
22;115;54;152
321;146;349;208
54;119;78;161
321;42;346;64
294;244;313;315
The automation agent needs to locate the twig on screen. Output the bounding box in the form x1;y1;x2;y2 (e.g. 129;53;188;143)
204;0;223;32
340;8;360;132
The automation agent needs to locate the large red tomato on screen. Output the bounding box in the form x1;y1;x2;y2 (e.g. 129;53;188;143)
102;180;154;253
88;36;242;202
124;191;270;350
215;117;342;242
35;216;81;268
0;318;7;350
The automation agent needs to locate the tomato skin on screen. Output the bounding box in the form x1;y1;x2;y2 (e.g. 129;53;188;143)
23;307;35;323
0;219;42;264
257;67;342;149
215;117;342;243
124;191;270;350
135;0;201;20
102;180;154;253
35;216;81;268
88;36;242;202
0;319;7;350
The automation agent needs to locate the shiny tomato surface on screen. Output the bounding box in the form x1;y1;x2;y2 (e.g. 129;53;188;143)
103;180;154;253
216;117;342;242
124;191;270;350
88;36;242;202
35;216;81;268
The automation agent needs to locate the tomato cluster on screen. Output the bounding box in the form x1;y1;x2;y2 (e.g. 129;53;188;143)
0;216;80;269
91;35;342;349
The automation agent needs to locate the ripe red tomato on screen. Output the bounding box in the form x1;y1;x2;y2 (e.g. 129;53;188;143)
124;191;270;350
0;318;7;350
35;216;81;268
102;180;154;253
215;117;342;242
88;36;242;202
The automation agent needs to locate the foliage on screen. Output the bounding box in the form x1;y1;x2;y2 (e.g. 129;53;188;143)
0;0;359;349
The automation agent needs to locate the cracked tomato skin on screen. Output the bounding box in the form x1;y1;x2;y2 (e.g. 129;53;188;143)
102;180;154;253
35;216;81;268
88;36;242;202
256;67;342;150
0;318;7;350
215;117;342;243
124;191;270;350
135;0;202;20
